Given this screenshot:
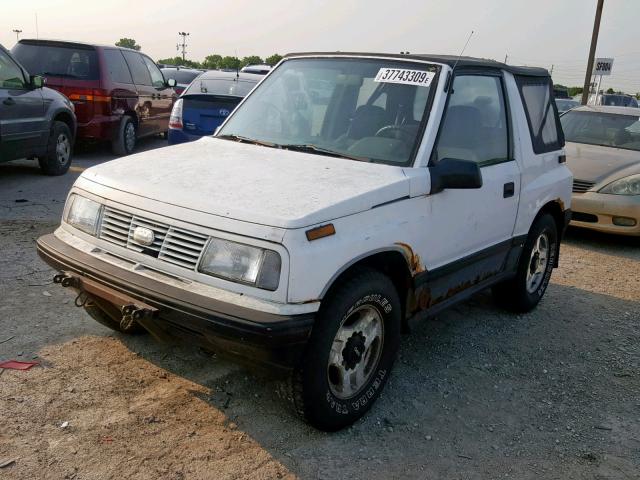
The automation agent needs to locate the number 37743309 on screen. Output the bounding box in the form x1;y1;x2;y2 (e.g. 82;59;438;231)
374;68;435;87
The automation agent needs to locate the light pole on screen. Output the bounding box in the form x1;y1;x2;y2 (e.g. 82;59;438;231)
581;0;604;105
12;29;22;42
177;32;190;61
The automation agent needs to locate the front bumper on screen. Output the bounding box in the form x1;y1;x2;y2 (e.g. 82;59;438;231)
36;234;314;373
571;192;640;236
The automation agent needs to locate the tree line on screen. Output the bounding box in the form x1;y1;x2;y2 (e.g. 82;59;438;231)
115;38;282;69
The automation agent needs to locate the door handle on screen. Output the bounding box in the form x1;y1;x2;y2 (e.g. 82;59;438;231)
503;182;515;198
3;98;15;106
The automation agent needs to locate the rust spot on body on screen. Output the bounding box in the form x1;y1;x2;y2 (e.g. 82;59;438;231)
395;242;425;274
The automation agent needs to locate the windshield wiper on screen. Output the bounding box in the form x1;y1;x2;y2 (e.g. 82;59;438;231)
279;144;370;162
216;134;278;148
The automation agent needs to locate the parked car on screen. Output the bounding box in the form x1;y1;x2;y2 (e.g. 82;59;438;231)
0;44;76;174
160;67;202;96
37;52;571;430
168;70;261;145
553;86;570;99
592;93;639;108
12;39;177;155
561;105;640;235
556;98;580;113
241;64;272;75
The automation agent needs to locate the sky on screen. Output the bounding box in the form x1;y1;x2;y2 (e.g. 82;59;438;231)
2;0;639;93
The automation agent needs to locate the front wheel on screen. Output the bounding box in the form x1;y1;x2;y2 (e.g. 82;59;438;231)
286;268;401;431
493;213;558;312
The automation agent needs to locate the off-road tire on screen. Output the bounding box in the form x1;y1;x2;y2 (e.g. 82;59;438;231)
38;121;73;175
111;115;137;156
84;299;145;335
493;213;558;312
282;268;401;431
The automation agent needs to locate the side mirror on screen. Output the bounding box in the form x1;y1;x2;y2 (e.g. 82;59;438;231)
166;78;177;88
30;75;44;89
429;158;483;194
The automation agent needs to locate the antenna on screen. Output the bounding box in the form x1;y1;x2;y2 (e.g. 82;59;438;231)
445;30;474;92
451;30;474;72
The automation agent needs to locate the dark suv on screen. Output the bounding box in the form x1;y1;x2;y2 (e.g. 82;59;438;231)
0;44;76;175
12;40;177;155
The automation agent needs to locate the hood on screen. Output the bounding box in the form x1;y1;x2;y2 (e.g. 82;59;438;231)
80;137;412;229
565;142;640;184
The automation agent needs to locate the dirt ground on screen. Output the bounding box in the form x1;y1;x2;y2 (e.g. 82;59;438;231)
1;216;639;478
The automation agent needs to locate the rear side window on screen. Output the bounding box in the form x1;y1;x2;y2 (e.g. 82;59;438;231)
12;42;98;80
122;51;151;86
515;75;564;153
103;49;133;84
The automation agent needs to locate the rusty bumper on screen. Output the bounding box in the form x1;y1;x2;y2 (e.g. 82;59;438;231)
37;233;314;373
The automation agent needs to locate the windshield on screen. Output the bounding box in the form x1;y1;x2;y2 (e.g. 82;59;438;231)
217;57;438;165
561;110;640;151
12;42;98;80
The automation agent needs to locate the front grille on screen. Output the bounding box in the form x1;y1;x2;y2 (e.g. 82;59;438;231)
572;179;595;193
99;206;208;271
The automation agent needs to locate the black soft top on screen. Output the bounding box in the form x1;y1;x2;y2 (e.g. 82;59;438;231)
283;52;549;77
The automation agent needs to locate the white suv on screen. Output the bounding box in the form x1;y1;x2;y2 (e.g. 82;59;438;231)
38;53;572;430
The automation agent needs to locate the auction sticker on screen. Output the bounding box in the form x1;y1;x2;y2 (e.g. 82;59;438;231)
374;68;435;87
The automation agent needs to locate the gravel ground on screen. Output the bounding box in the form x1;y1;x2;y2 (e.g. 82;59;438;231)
0;146;638;479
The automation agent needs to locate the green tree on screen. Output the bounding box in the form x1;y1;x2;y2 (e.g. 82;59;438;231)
265;54;283;66
157;56;201;69
218;56;241;70
115;38;141;51
240;55;264;67
567;86;583;97
202;54;222;69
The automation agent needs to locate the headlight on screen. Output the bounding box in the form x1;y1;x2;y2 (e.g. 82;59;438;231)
198;237;281;290
599;174;640;195
65;194;102;235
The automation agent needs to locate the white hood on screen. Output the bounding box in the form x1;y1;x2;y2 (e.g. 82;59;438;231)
80;137;412;229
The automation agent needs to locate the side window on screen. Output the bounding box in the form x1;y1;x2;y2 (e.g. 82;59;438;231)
103;49;133;84
434;74;509;166
0;50;26;89
122;51;152;86
515;75;564;153
141;55;165;89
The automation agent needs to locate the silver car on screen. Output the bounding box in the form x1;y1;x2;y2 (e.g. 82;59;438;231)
561;105;640;236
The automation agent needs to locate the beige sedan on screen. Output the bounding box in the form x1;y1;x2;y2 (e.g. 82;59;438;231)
561;105;640;236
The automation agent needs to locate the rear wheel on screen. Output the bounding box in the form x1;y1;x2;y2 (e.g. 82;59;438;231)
111;115;137;156
284;268;401;431
493;213;558;312
38;121;72;175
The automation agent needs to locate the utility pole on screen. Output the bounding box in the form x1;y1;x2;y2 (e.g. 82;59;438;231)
581;0;604;105
504;54;508;64
12;29;22;42
550;64;554;76
177;32;189;61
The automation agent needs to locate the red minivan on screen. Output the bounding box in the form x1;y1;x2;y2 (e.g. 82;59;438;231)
12;40;176;155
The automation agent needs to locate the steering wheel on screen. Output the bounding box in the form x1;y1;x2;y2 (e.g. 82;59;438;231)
374;125;415;144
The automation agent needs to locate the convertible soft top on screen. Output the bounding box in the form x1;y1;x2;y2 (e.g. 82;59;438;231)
283;52;550;77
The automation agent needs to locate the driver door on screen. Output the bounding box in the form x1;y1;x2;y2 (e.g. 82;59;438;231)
420;71;520;296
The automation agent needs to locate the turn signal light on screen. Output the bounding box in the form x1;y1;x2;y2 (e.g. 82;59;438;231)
306;224;336;241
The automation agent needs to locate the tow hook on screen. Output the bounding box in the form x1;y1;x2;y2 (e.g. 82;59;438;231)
120;304;148;331
53;272;78;288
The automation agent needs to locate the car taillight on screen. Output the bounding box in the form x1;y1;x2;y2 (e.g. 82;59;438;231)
68;89;111;103
169;98;183;130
